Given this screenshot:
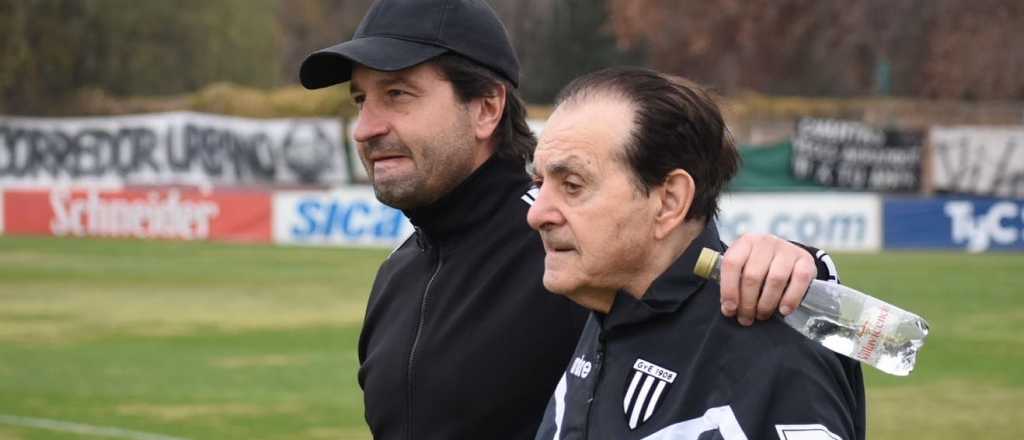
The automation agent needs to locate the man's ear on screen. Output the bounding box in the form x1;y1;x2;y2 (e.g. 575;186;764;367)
653;169;695;240
471;84;506;141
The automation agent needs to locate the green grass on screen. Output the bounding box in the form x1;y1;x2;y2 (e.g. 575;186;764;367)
834;252;1024;439
1;237;1022;439
0;236;386;439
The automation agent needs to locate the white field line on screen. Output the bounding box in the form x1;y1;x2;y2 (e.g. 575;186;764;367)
0;414;190;440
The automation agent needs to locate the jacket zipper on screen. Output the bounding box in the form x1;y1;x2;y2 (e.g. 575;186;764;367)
406;243;443;440
584;339;606;438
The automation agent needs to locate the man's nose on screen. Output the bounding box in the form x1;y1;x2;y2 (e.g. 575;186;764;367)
526;186;564;231
352;103;389;143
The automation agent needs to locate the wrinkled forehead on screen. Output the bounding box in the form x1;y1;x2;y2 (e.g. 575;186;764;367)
533;95;635;171
528;148;594;178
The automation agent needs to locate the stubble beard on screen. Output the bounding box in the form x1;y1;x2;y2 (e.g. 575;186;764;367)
371;163;429;210
367;118;478;211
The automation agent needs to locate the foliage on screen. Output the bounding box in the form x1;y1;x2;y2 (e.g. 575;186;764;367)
275;0;375;87
0;0;279;115
187;82;356;118
491;0;643;103
4;0;1023;115
608;0;1024;100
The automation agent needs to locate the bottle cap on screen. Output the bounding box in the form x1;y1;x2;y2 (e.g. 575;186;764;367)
693;248;720;279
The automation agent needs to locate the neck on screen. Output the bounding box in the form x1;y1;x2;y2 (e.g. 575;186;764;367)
402;152;525;241
474;140;498;170
631;220;706;298
585;219;706;313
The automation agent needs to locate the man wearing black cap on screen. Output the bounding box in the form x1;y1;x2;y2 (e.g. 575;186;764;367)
299;1;841;438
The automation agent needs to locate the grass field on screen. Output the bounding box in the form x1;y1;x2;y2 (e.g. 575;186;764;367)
0;236;1022;439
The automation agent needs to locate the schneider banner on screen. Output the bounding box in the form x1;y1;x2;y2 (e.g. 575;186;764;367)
2;188;272;242
930;126;1024;197
884;196;1024;252
717;193;882;252
792;118;922;192
0;112;349;188
274;188;413;247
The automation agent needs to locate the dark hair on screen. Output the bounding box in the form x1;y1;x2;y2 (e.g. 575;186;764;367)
554;66;740;221
433;53;536;163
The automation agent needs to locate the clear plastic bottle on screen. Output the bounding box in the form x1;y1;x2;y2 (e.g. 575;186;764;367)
694;248;929;376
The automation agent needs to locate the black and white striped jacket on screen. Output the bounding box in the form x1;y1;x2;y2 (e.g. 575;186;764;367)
535;224;865;440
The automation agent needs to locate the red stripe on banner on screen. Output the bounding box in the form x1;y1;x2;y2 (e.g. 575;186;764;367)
2;189;272;243
4;191;52;235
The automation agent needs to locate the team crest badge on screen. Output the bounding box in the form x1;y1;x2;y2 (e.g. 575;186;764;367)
623;358;677;430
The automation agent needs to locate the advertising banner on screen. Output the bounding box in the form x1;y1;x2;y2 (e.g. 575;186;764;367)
2;188;272;242
930;126;1024;197
344;119;368;184
732;141;827;191
0;112;349;188
884;196;1024;252
792;118;922;192
273;188;413;247
717;193;882;252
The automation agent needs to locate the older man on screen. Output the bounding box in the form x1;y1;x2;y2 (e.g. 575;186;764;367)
529;67;865;440
300;1;844;437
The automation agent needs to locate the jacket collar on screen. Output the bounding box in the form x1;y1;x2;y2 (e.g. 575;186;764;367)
598;222;725;333
403;155;530;244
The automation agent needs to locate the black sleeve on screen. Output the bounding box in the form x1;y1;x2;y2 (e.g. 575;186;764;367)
791;242;841;284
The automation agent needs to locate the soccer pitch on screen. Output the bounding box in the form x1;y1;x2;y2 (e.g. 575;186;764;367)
0;237;1021;439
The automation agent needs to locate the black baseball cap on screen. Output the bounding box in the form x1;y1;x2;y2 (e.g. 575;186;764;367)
299;0;520;89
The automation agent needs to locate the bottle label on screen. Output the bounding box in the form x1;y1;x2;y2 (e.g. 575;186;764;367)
853;304;896;364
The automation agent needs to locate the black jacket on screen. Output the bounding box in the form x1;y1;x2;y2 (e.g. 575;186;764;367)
358;156;590;439
535;224;866;440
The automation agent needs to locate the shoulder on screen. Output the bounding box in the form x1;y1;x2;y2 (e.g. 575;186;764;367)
682;291;859;396
711;312;850;380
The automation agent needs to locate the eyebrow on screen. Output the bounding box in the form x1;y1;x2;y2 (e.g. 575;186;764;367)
352;74;422;96
541;155;591;179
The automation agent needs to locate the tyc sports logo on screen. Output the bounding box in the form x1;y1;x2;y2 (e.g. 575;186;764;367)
623;358;677;430
944;200;1023;252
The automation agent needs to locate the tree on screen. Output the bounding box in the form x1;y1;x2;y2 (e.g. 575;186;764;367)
276;0;375;86
918;0;1024;99
0;0;279;115
493;0;642;103
607;0;1024;99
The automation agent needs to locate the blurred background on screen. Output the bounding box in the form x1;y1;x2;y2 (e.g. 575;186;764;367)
1;0;1022;439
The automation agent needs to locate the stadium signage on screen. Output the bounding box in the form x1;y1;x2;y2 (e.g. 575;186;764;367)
929;126;1024;197
717;193;882;252
274;189;413;247
49;188;219;239
2;189;272;242
0;112;349;187
792;118;922;192
884;196;1024;252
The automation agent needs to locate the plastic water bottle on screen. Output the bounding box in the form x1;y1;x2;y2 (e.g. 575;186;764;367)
694;248;929;376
